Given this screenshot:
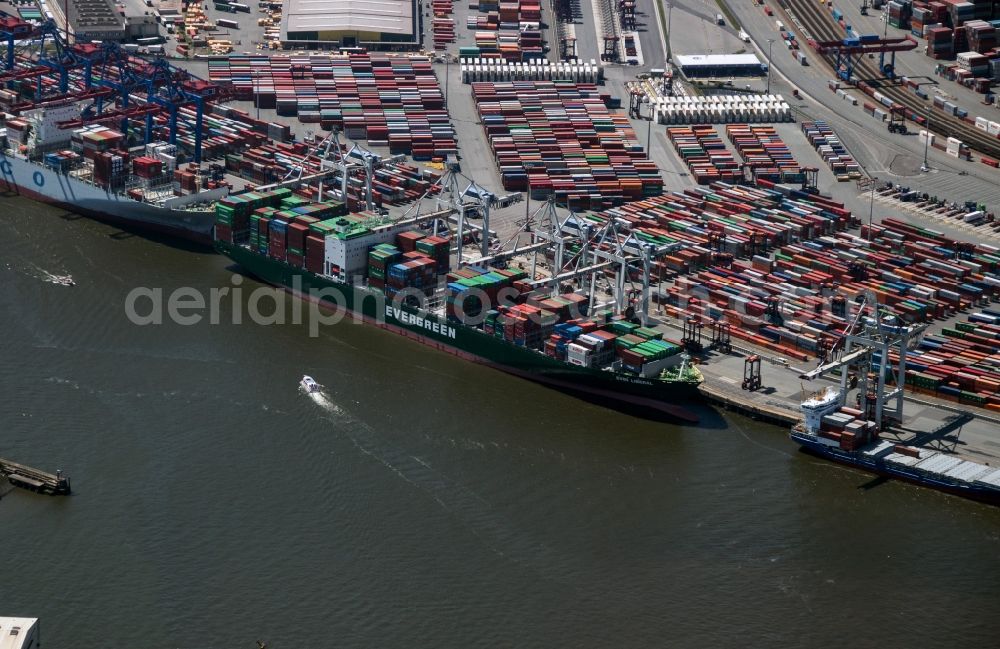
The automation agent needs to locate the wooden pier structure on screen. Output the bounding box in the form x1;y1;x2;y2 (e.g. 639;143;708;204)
0;457;71;495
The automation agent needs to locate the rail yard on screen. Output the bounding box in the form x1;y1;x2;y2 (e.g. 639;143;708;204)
1;0;1000;506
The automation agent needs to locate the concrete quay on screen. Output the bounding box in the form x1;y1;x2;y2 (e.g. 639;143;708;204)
694;347;1000;467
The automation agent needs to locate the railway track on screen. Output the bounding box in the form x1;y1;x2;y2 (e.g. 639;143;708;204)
780;0;1000;161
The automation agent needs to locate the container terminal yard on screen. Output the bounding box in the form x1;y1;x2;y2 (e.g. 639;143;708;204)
2;0;1000;511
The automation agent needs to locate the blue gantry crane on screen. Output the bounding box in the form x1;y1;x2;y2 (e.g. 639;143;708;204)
0;17;224;162
809;35;918;82
60;52;223;162
0;14;32;72
144;59;219;163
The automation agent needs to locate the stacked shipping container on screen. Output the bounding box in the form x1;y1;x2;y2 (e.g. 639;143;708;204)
583;182;854;278
655;198;1000;406
471;80;662;208
666;125;742;185
464;0;544;61
926;26;955;58
432;0;455;49
208;54;457;158
800;121;862;179
899;310;1000;410
724;125;803;184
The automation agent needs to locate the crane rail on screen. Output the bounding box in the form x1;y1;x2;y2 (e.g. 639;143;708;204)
781;0;1000;160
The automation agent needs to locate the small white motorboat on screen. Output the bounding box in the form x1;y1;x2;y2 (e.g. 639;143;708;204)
300;375;321;393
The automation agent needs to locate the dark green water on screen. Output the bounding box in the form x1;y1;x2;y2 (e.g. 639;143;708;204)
2;199;999;648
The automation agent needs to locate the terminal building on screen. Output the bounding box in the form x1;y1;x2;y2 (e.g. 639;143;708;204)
50;0;126;41
280;0;418;49
675;53;765;78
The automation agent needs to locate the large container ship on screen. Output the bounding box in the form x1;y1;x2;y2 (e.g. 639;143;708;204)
213;190;705;422
0;105;224;244
790;387;1000;505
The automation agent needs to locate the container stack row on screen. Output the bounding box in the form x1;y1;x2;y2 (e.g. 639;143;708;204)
886;0;911;29
799;121;862;180
661;211;1000;391
387;254;438;301
244;200;354;268
461;0;544;61
207;54;457;158
43;150;83;172
471;80;663;209
445;266;686;377
963;19;996;53
891;311;1000;410
368;244;400;292
909;1;947;36
215;187;294;244
365;231;454;297
576;182;854;277
725;125;803;184
925;25;954;59
395;230;452;274
431;0;455;49
666;125;742;185
446;267;530;322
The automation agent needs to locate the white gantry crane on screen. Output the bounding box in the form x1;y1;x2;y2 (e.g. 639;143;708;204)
800;290;927;428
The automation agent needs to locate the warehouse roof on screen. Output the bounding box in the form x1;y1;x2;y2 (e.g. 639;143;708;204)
68;0;125;33
284;0;415;36
674;54;762;67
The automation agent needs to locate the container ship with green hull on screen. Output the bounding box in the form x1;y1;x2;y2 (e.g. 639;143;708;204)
213;189;704;422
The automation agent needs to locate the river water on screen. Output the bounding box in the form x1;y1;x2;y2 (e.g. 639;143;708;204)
2;199;999;648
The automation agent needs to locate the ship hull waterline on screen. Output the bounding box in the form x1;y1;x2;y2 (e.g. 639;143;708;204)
0;153;216;245
791;432;1000;506
219;242;703;423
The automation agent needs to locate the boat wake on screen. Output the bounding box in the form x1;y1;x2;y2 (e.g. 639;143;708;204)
33;264;75;286
44;376;81;390
305;389;343;415
300;381;343;415
9;263;75;286
42;272;75;286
